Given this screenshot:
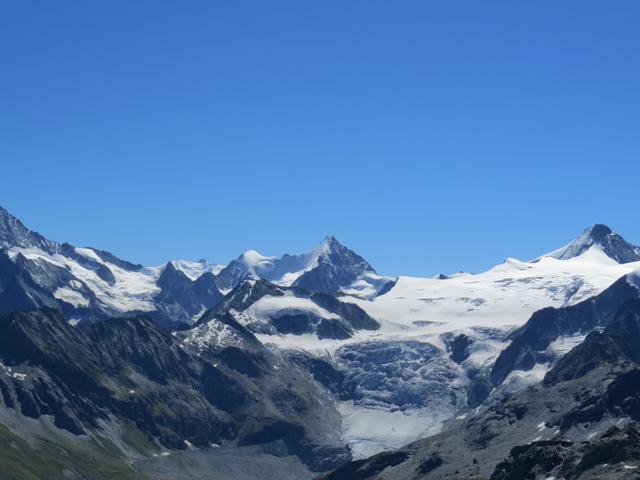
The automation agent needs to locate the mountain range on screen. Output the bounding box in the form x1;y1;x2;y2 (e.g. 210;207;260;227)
0;206;390;329
1;206;640;479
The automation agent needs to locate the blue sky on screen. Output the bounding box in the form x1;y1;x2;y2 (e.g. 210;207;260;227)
1;1;639;276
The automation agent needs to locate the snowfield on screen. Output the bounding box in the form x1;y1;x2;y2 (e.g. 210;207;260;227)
247;294;341;324
8;245;222;316
348;246;635;336
255;246;640;456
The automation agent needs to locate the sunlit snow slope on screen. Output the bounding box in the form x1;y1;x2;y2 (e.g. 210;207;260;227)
256;245;640;457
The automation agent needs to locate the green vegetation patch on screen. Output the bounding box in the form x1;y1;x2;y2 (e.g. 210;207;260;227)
0;424;148;480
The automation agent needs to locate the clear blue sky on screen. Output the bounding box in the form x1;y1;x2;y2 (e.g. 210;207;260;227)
1;1;639;276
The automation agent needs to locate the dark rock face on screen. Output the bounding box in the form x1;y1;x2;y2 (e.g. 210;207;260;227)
293;236;374;295
445;333;473;363
320;451;409;480
155;263;204;321
491;426;640;480
0;251;55;315
193;272;224;308
491;441;571;480
0;309;348;472
311;292;379;331
288;352;344;395
317;318;352;340
491;274;640;386
213;255;264;292
544;299;640;385
218;346;265;378
153;263;223;326
466;374;494;408
553;367;640;432
0;310;235;446
272;314;314;335
416;455;444;474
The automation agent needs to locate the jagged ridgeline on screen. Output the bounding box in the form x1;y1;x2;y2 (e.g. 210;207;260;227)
1;205;640;479
0;206;393;329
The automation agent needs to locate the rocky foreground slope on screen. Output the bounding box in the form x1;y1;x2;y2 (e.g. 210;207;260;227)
0;307;348;478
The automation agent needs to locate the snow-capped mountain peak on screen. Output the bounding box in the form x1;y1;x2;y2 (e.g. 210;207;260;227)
542;223;640;264
236;250;277;279
320;234;339;249
215;235;382;295
0;206;58;253
169;259;224;281
214;250;277;291
239;249;275;266
290;236;376;294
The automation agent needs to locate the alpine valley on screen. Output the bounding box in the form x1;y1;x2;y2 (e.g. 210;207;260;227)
1;205;640;479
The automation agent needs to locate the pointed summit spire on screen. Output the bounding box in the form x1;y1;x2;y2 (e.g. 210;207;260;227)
0;206;58;253
582;224;613;241
322;234;338;244
543;224;640;264
318;234;342;254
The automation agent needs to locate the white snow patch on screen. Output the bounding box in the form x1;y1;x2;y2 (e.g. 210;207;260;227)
171;259;224;280
13;246;161;313
501;363;550;393
341;273;397;300
183;321;246;352
337;401;449;459
0;362;27;381
53;286;90;308
548;333;588;356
